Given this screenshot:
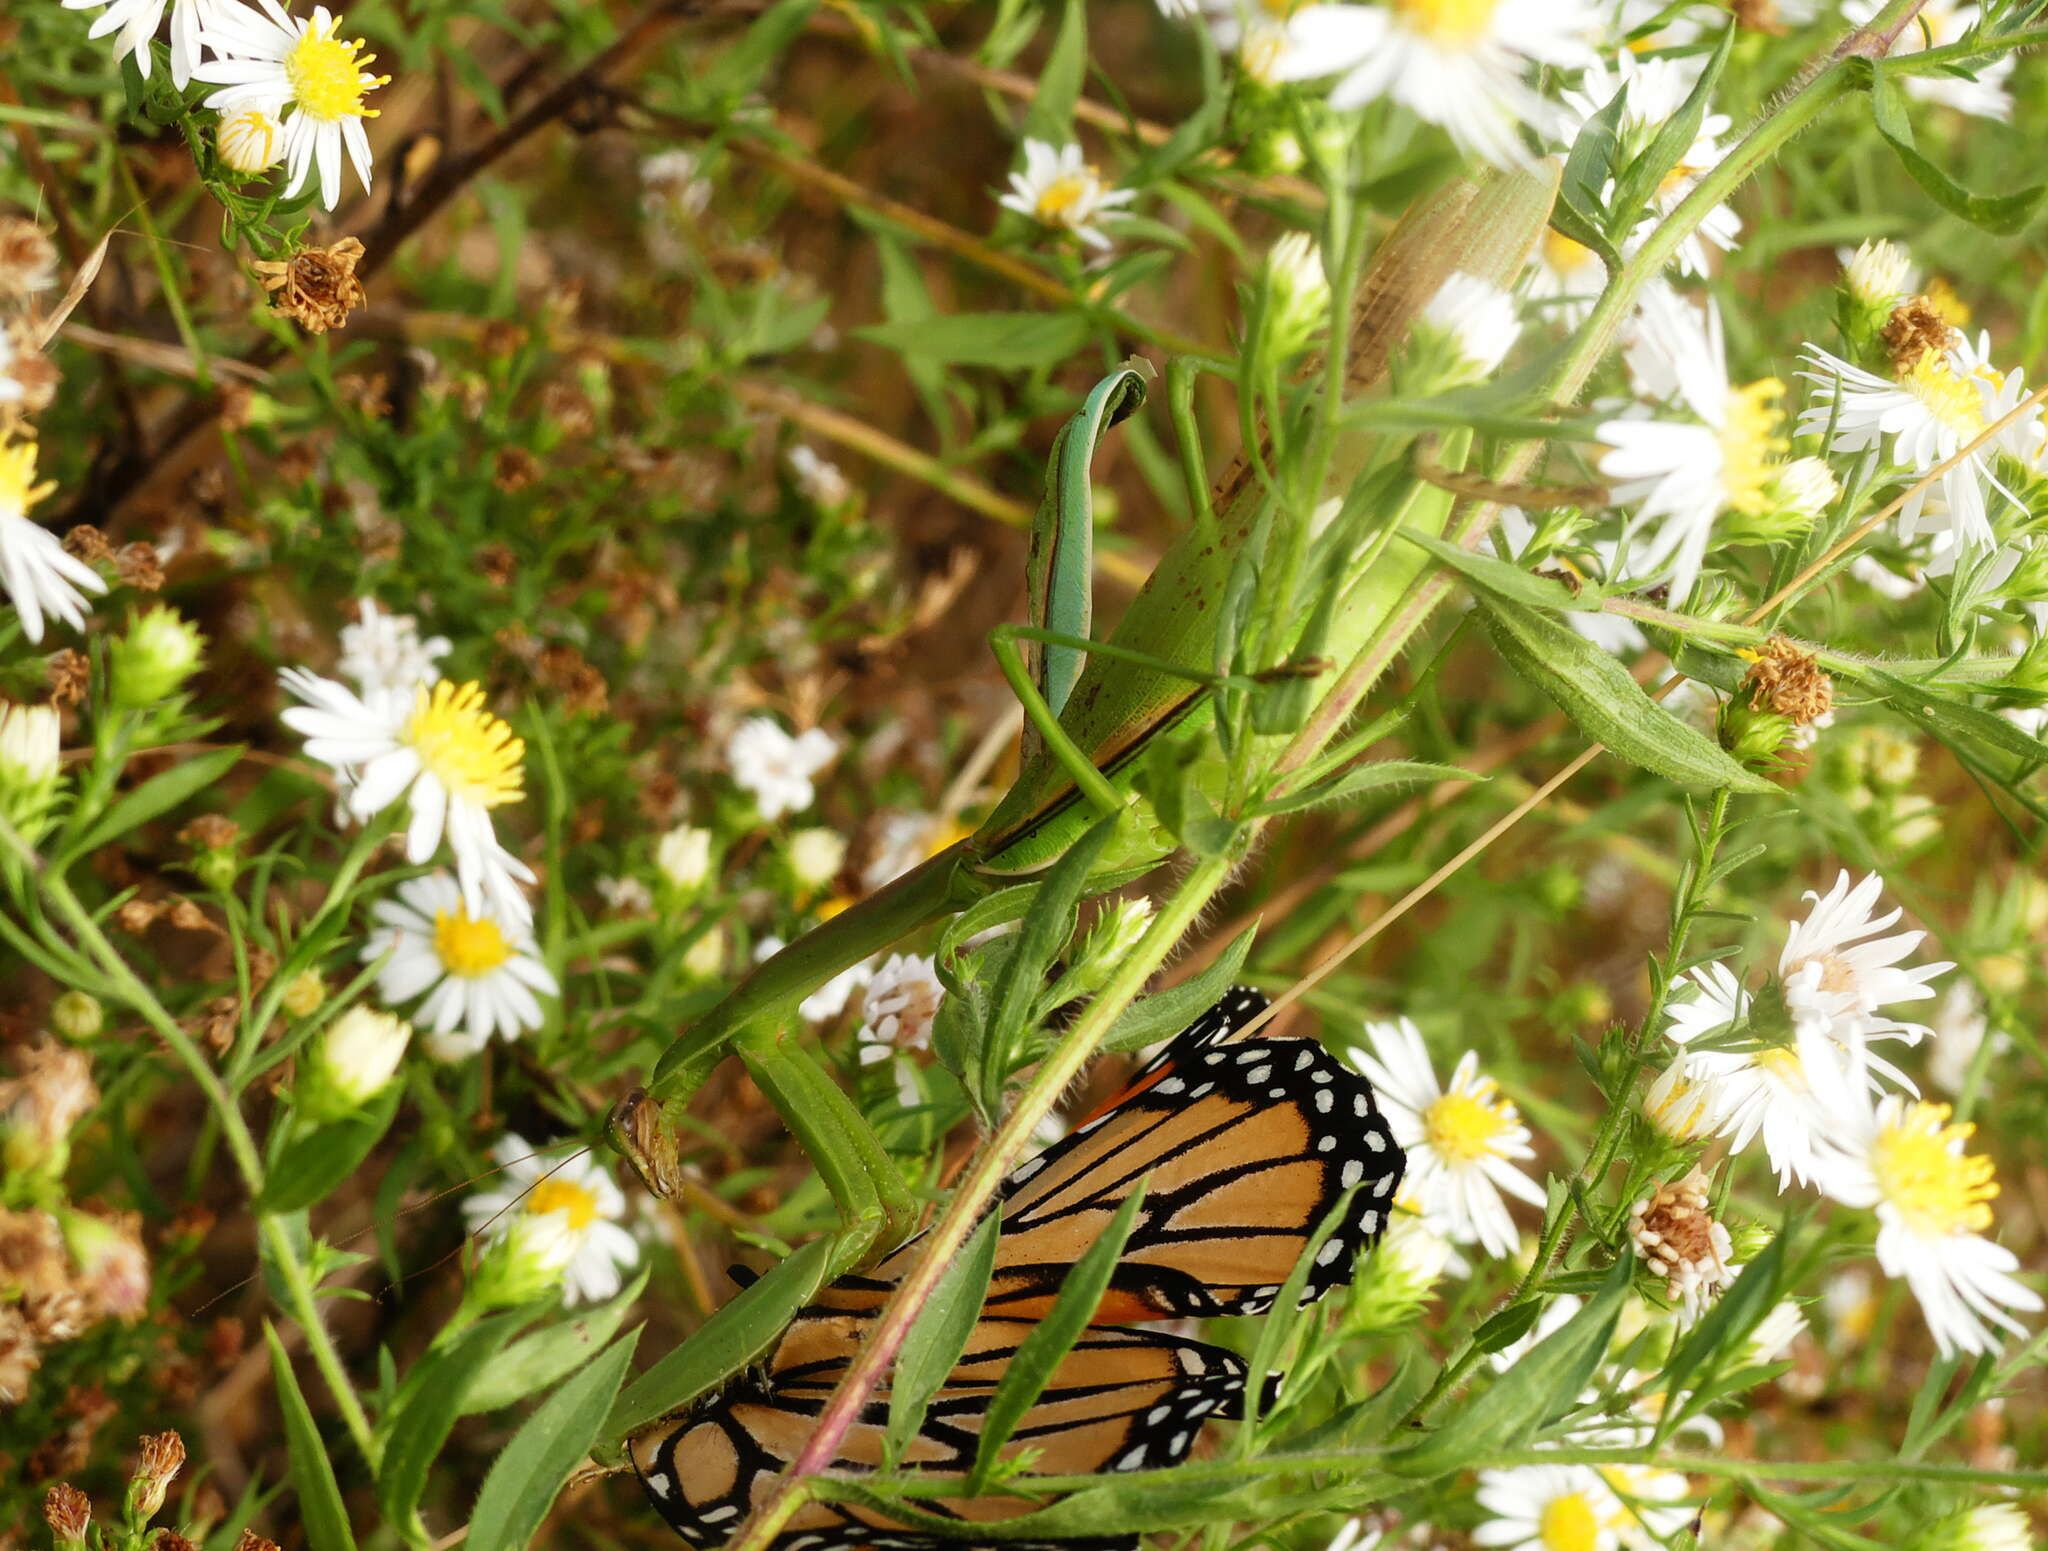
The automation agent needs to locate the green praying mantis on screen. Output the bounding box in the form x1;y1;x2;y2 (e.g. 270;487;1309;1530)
598;163;1585;1445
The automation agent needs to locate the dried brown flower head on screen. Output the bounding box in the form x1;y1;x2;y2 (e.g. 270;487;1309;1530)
1742;636;1833;725
536;642;608;716
116;542;165;592
0;1304;41;1403
23;1288;93;1344
1882;295;1955;376
0;218;59;297
1629;1166;1735;1316
4;324;59;413
152;1533;200;1551
48;649;89;708
178;814;241;851
478;543;517;588
0;1038;97;1173
493;445;541;492
234;1531;283;1551
73;1211;151;1322
0;1208;68;1301
197;994;241;1054
252;238;368;334
479;318;527;357
42;1482;90;1542
540;378;596;437
129;1431;186;1520
60;525;114;565
1728;0;1785;32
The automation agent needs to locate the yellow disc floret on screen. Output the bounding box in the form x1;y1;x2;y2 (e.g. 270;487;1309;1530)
403;680;526;809
433;905;515;978
1392;0;1499;45
1538;1490;1602;1551
1901;350;1986;438
527;1178;599;1230
0;439;56;518
1719;377;1789;516
1872;1102;1998;1237
285;16;388;121
1423;1076;1519;1163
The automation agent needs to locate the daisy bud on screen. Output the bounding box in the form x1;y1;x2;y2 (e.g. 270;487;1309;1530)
1642;1060;1715;1141
280;969;327;1019
1718;695;1795;773
126;1430;185;1523
108;606;205;710
1;1038;96;1181
655;823;714;895
1346;1202;1453;1331
1409;273;1522;388
468;1208;580;1310
301;1007;410;1121
49;991;104;1042
1260;231;1329;357
1838;240;1917;352
1914;1504;2033;1551
786;827;848;894
43;1482;91;1547
216;107;284;175
680;924;727;984
0;702;62;838
1062;898;1156;999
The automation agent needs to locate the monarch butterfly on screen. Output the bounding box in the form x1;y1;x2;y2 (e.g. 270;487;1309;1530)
630;987;1405;1550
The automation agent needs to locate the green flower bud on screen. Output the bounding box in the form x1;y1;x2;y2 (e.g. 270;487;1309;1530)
108;606;205;709
680;924;727;984
1401;272;1521;392
49;991;104;1042
468;1210;578;1310
1913;1505;2032;1551
299;1007;410;1122
0;701;62;840
1259;231;1329;359
1345;1206;1452;1333
1836;239;1915;363
1062;897;1157;1001
1718;696;1794;772
786;827;847;895
655;824;714;896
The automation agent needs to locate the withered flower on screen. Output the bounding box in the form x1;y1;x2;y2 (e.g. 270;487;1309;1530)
1881;295;1956;376
128;1431;186;1521
42;1482;91;1545
0;217;59;297
1742;635;1834;725
251;238;368;334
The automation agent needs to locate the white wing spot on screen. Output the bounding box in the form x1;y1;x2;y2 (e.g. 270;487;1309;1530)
646;1474;673;1500
1317;1236;1346;1266
1317;1134;1337;1152
1311;1069;1332;1084
1190;1082;1215;1098
701;1506;739;1523
1169;1432;1190;1455
1155;1077;1185;1095
1373;1174;1396;1198
1245;1064;1272;1084
1295;1048;1317;1070
1365;1131;1387;1152
1340;1159;1365;1189
1148;1404;1173;1424
1012;1155;1046;1181
1360;1210;1381;1234
1314;1089;1334;1114
1352;1094;1370;1118
1115;1446;1148;1472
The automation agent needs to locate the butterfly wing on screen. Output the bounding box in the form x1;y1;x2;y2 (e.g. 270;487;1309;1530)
631;1323;1246;1551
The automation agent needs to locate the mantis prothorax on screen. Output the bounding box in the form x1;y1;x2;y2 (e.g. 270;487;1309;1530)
600;162;1561;1441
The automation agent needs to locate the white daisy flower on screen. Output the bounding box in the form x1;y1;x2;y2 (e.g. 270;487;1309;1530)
726;715;836;821
1743;1296;1808;1365
1797;334;2039;562
787;444;851;508
1803;1038;2042;1357
1592;1460;1694;1551
1473;1463;1624;1551
1269;0;1600;171
1197;0;1311;82
61;0;213;86
1778;870;1952;1044
1843;1;2014;122
1849;552;1923;600
753;934;875;1024
279;671;535;926
996;139;1136;251
1345;1017;1546;1258
640;147;712;219
1933;1506;2035;1551
1417;271;1523;380
195;0;389;212
463;1136;640;1307
855;952;944;1067
1598;285;1790;603
364;873;556;1058
0;438;106;644
336;597;450;697
1841;238;1917;315
1558;51;1739;277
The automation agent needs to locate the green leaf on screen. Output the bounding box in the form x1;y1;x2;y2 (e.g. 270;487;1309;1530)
468;1327;640;1551
1251;760;1482;819
265;1322;358;1551
1869;68;2045;235
984;813;1121;1077
855;312;1093;371
258;1084;404;1214
605;1238;831;1441
1478;595;1777;793
1099;925;1256;1054
971;1185;1148;1488
1401;528;1598;611
1869;669;2048;769
1659;1224;1793;1423
65;745;244;861
1609;23;1735;232
887;1207;1002;1465
1385;1261;1629;1479
464;1267;651;1415
1020;0;1086;145
378;1315;521;1524
702;0;818;101
1553;73;1627;268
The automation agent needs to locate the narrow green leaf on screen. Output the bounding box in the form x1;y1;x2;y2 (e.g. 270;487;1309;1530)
1869;669;2048;768
1402;528;1598;611
887;1207;1002;1465
1386;1261;1629;1479
985;813;1122;1070
1609;23;1736;230
378;1315;520;1524
1019;0;1085;146
264;1322;358;1551
855;312;1093;371
1660;1224;1792;1419
258;1085;404;1214
971;1184;1148;1488
469;1327;640;1551
1553;73;1628;268
464;1267;650;1415
1870;69;2045;235
1478;595;1777;793
605;1238;830;1441
703;0;818;100
1251;760;1482;819
1099;925;1257;1054
67;745;244;861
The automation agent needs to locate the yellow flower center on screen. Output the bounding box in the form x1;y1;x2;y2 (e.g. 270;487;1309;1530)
1542;228;1597;277
527;1178;598;1230
1423;1079;1517;1163
1392;0;1499;45
1539;1491;1603;1551
284;18;387;122
1755;1044;1804;1082
433;906;514;978
1720;378;1788;516
1035;174;1093;223
402;681;526;809
1871;1102;1998;1237
0;440;56;517
1901;350;1985;437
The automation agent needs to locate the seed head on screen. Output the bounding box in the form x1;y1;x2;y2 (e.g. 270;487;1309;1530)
43;1482;91;1544
252;238;369;334
128;1431;186;1521
1743;636;1834;725
1629;1167;1735;1317
1881;296;1957;376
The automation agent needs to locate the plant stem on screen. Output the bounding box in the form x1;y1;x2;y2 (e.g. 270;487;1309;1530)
725;847;1241;1551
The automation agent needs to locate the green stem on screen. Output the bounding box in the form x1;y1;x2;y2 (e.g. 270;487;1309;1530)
256;1213;384;1470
